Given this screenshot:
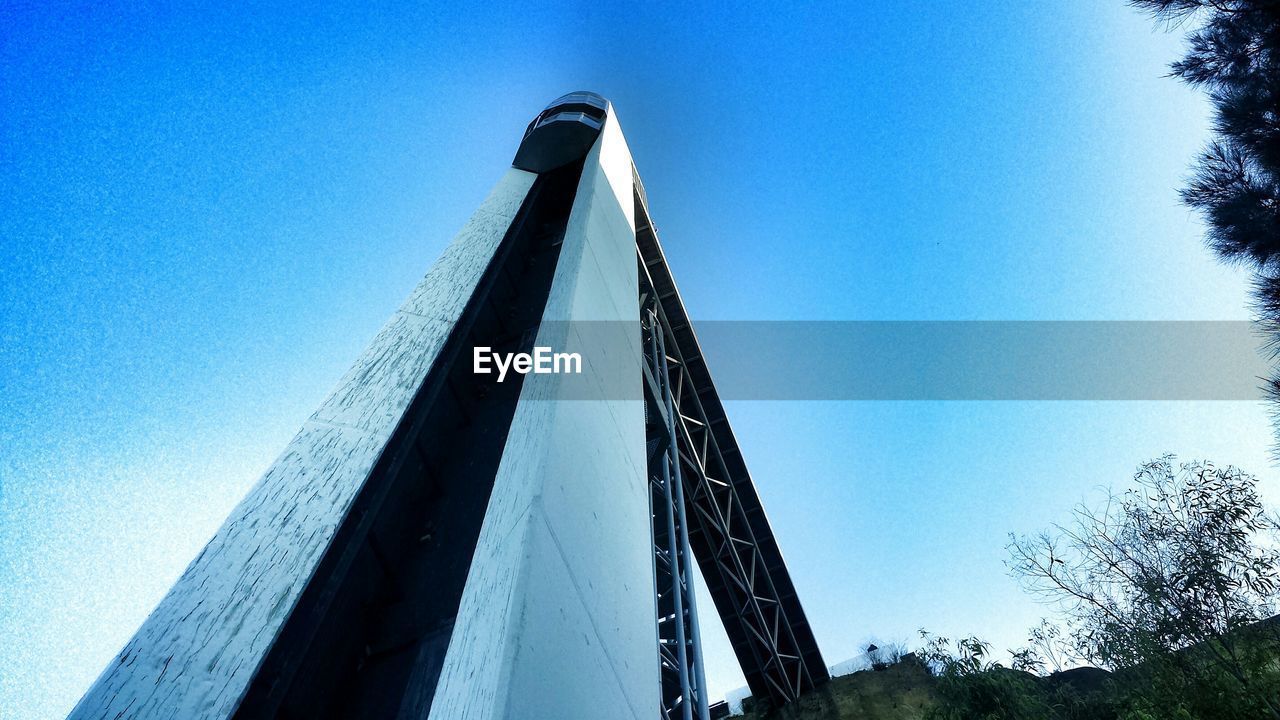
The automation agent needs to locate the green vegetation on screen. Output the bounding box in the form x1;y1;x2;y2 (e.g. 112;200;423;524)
742;457;1280;719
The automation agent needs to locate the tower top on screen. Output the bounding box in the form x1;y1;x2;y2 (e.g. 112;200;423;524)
541;90;608;112
513;91;610;173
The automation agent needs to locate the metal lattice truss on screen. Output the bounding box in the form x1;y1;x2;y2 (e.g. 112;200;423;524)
645;302;712;720
635;170;829;714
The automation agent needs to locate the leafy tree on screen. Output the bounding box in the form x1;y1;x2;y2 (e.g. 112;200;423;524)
1008;456;1280;718
1130;1;1280;429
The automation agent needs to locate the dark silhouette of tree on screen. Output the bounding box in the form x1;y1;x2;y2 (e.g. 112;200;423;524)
1009;456;1280;718
1132;1;1280;431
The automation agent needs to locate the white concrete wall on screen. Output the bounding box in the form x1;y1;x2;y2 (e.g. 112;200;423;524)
428;112;658;720
68;169;536;720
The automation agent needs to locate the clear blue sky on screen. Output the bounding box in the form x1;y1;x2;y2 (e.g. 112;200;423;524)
2;2;1273;718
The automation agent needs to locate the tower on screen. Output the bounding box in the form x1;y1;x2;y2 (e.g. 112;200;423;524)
71;93;826;720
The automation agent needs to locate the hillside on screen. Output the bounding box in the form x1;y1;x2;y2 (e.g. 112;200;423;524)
737;661;939;720
735;661;1113;720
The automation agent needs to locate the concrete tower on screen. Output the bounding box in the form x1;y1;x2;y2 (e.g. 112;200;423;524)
70;93;826;720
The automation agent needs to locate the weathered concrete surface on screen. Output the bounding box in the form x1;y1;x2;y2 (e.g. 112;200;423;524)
68;169;536;720
427;111;657;720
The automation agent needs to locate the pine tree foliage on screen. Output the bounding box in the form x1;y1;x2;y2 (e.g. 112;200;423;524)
1133;1;1280;424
